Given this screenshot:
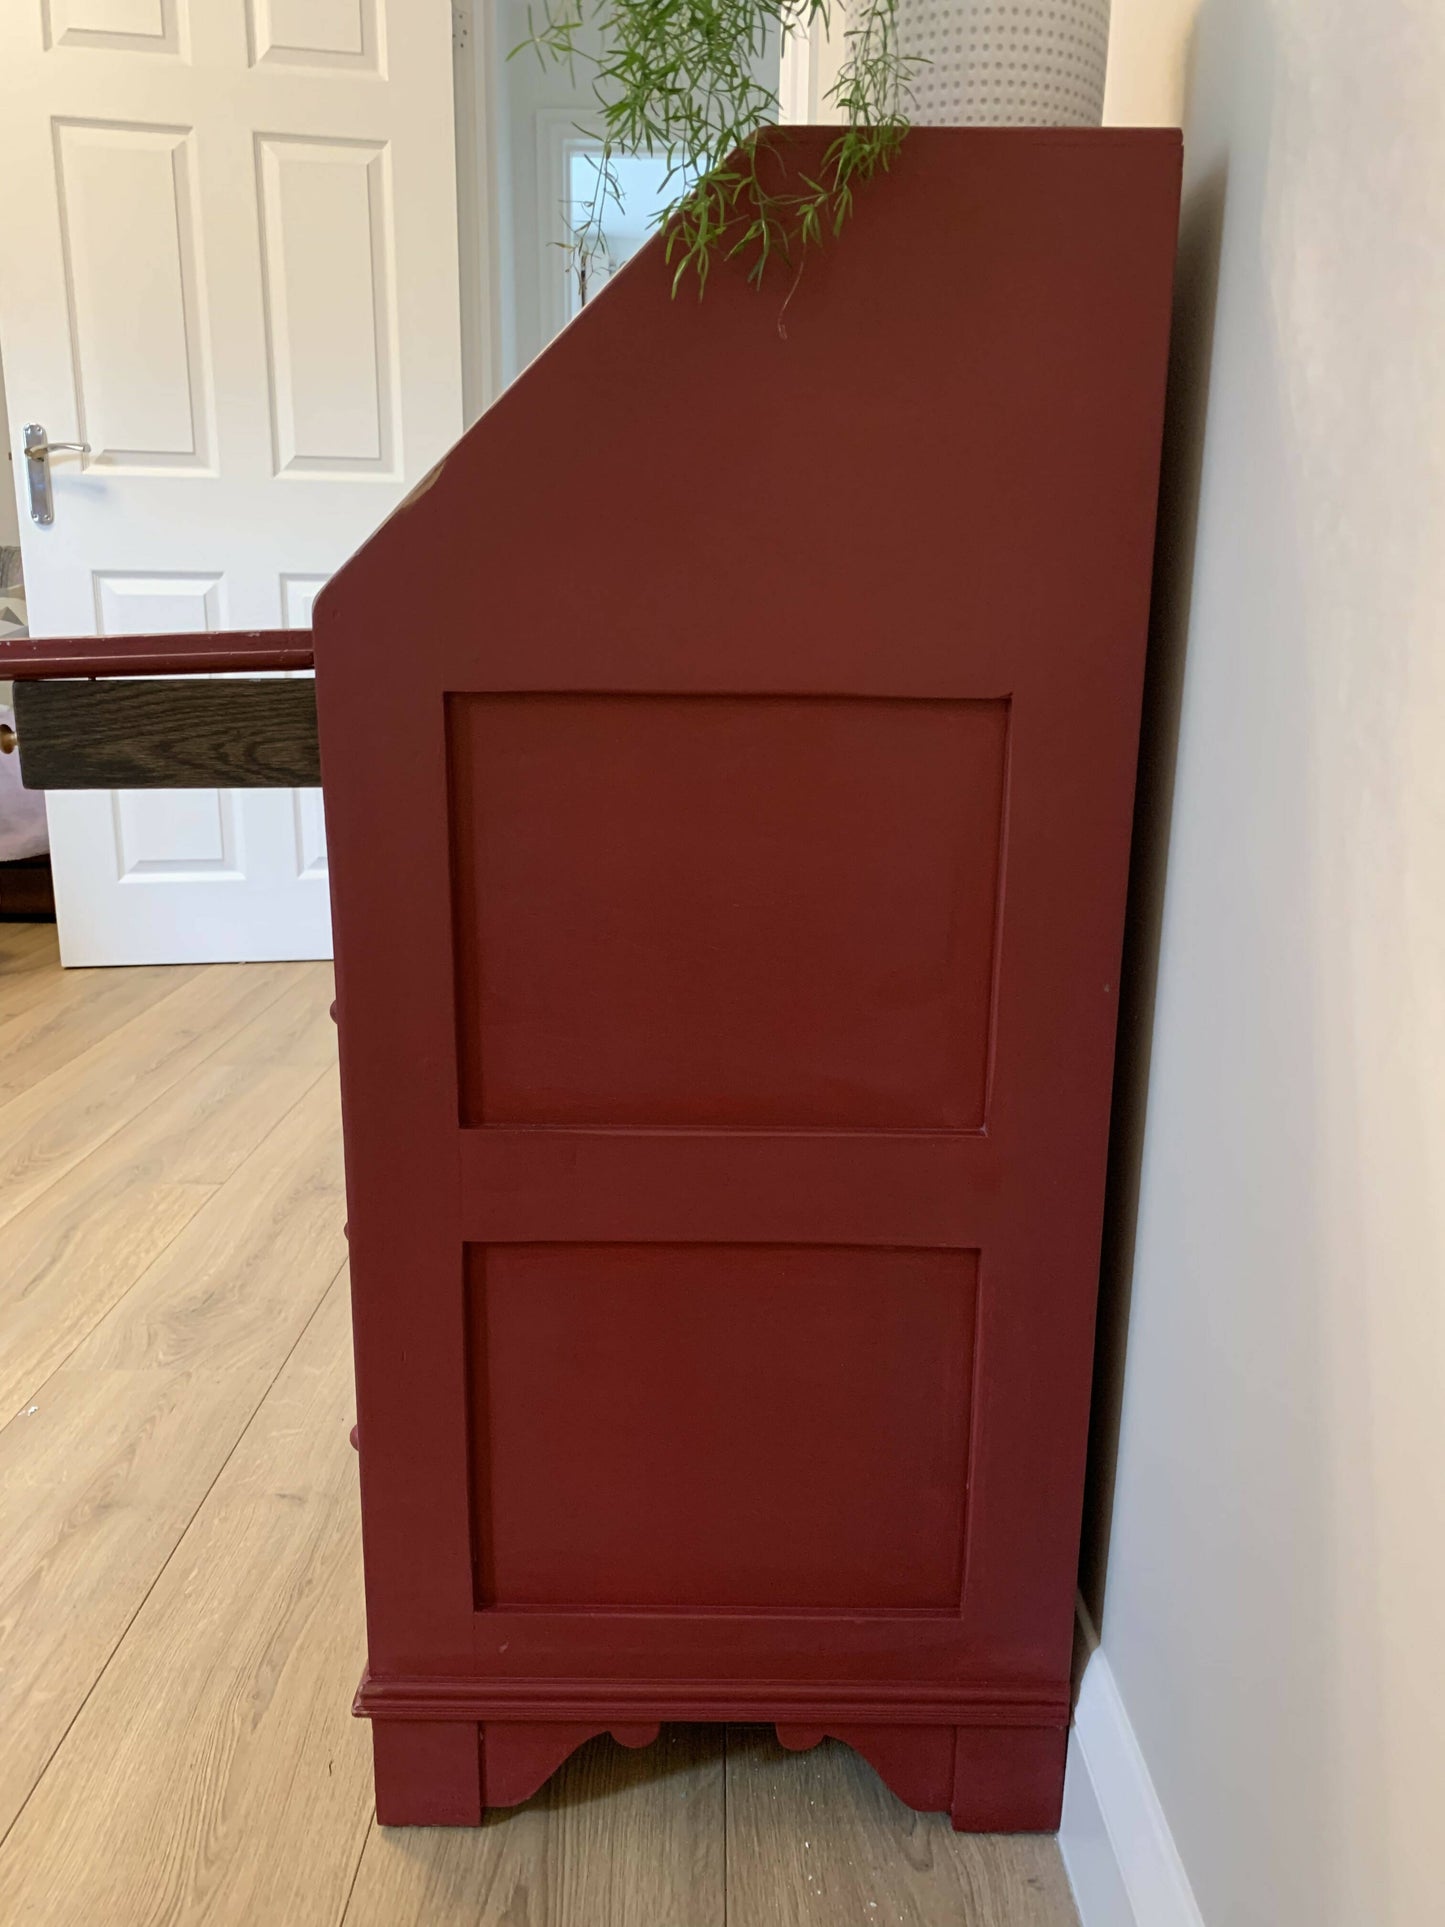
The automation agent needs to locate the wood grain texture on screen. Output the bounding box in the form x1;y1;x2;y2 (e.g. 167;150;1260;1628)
345;1728;727;1927
13;676;321;790
0;959;201;1107
0;920;68;1020
725;1728;1079;1927
0;1027;340;1416
0;960;295;1230
0;1072;346;1837
0;920;58;971
0;1276;369;1926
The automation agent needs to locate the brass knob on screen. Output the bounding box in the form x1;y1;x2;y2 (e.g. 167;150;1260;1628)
0;723;16;755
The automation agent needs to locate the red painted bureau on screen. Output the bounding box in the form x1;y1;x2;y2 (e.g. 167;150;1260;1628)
319;126;1180;1829
5;127;1180;1831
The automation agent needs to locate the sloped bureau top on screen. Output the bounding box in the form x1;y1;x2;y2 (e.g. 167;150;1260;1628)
316;127;1181;1832
317;127;1180;698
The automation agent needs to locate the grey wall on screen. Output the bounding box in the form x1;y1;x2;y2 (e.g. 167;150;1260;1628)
1089;3;1445;1922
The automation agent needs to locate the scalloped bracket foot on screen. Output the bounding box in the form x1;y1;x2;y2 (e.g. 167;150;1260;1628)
774;1721;1067;1832
372;1719;664;1827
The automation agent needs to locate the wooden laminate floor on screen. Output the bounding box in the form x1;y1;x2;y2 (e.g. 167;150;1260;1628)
0;924;1079;1927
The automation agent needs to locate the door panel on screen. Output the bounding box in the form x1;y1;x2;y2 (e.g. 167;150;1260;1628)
248;0;379;72
256;134;399;476
279;573;327;627
93;573;224;631
45;0;182;56
55;119;212;468
0;0;462;963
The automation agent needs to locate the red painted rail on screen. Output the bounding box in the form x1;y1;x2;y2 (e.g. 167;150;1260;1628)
0;630;313;679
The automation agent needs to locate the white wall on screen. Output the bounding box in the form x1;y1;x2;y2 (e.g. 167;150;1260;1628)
0;333;20;548
1086;3;1445;1923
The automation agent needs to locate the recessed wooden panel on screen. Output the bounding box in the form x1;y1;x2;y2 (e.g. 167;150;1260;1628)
467;1243;977;1611
94;570;222;636
280;572;327;629
256;135;397;475
112;787;240;878
91;570;238;878
44;0;181;54
449;694;1009;1130
247;0;379;71
54;120;209;466
293;789;328;876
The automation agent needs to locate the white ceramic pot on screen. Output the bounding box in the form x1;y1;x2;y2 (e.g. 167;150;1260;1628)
896;0;1111;126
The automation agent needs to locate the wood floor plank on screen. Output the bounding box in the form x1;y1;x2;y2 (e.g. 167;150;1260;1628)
0;919;60;964
0;977;336;1414
0;921;55;964
0;922;63;1021
343;1727;727;1927
0;1273;371;1927
724;1728;1078;1927
0;959;198;1105
0;959;297;1230
0;1170;214;1418
206;960;338;1075
0;1074;347;1839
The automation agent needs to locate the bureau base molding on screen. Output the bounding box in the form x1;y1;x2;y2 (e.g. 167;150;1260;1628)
356;1669;1070;1829
353;1668;1070;1727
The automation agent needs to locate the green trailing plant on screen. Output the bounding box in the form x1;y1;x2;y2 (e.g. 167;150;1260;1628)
516;2;914;294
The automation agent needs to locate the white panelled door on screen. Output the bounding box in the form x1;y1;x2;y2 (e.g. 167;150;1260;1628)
0;0;463;964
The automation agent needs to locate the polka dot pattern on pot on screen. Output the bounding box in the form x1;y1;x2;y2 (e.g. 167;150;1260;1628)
896;0;1111;127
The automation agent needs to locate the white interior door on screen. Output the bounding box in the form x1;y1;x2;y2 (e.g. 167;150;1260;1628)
0;0;464;965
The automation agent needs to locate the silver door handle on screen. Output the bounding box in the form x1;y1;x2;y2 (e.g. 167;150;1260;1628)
23;423;91;527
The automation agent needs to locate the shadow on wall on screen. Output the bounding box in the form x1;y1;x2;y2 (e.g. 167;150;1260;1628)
1077;10;1230;1625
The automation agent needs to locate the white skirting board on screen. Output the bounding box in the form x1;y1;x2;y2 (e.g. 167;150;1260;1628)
1060;1603;1208;1927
